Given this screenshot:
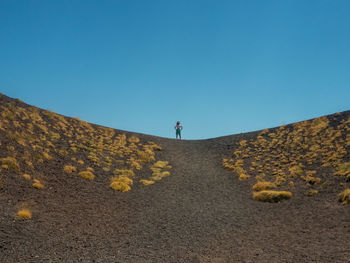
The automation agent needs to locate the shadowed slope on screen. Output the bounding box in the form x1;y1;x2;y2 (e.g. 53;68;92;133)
0;93;349;262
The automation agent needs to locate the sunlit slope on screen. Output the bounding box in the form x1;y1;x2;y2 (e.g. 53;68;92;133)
222;112;350;204
0;93;171;218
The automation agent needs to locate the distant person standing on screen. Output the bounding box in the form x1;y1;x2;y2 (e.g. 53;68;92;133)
174;121;183;140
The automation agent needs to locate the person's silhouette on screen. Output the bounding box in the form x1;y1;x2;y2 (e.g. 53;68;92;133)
174;121;183;140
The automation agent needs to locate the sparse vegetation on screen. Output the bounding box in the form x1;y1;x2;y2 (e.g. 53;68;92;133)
223;114;350;203
1;157;19;172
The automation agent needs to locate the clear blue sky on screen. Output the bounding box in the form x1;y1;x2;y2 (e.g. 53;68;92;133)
1;0;349;139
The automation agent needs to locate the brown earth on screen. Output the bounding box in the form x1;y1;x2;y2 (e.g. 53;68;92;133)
0;93;349;262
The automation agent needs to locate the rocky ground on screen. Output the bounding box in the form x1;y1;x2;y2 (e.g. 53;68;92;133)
0;93;349;262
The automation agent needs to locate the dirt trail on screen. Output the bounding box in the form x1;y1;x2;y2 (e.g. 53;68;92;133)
124;140;255;262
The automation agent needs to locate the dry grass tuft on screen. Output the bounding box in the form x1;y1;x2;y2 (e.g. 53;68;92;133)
17;209;32;219
239;173;250;180
32;179;44;189
78;171;95;180
253;190;292;202
252;181;276;191
153;161;169;169
1;157;19;172
338;189;350;205
307;189;318;196
110;176;133;192
140;179;155;185
22;174;31;180
335;162;350;177
128;136;140;143
64;165;77;174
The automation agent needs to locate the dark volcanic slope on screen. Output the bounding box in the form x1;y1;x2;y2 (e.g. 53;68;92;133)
0;93;349;262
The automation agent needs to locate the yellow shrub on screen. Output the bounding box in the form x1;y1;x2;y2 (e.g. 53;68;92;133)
42;152;52;160
338;189;350;204
114;169;134;177
128;136;140;143
78;171;95;180
17;209;32;219
110;176;133;192
151;174;163;181
64;165;77;174
153;161;169;169
252;181;276;191
140;179;155;185
253;190;292;202
22;174;31;180
161;171;170;177
32;179;44;189
307;189;318;196
77;160;84;165
335;162;350;176
239;140;247;147
289;165;303;177
304;175;321;185
239;174;250;180
0;157;19;172
137;150;155;163
103;167;110;172
25;158;33;167
87;167;94;172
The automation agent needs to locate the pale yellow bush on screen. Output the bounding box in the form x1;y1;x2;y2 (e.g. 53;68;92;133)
153;161;169;169
253;190;292;202
335;162;350;176
64;165;77;174
1;157;19;172
103;167;110;172
239;174;250;180
78;171;95;180
87;167;94;172
307;189;318;196
114;169;134;177
110;176;133;192
252;181;276;191
338;189;350;204
32;179;44;189
22;174;31;180
128;136;140;143
17;209;32;219
140;179;155;186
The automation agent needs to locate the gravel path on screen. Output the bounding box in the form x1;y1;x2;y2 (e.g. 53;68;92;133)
1;136;349;262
